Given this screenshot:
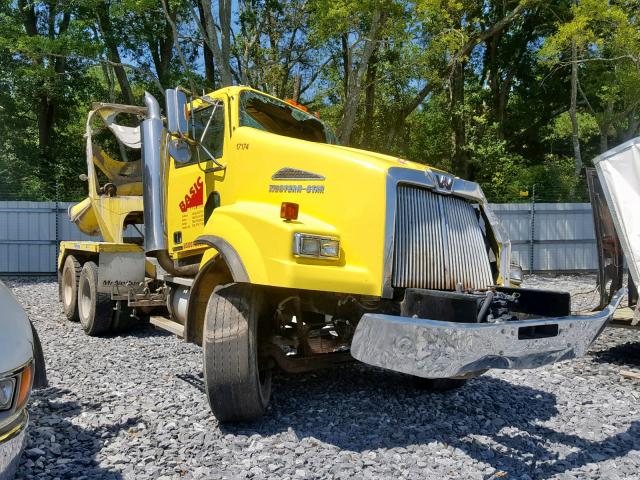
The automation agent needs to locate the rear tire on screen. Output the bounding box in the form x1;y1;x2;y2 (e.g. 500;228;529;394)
61;255;82;322
78;261;113;336
203;284;272;422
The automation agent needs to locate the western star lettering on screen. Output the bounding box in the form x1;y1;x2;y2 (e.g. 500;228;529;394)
269;184;325;193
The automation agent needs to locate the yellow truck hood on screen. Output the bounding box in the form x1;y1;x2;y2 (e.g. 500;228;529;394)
324;144;428;173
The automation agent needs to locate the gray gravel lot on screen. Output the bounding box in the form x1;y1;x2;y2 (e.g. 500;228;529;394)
6;274;640;480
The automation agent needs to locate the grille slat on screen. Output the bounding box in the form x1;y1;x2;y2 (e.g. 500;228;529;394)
392;185;493;291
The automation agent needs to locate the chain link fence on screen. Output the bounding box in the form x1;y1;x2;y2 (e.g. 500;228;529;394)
0;186;599;274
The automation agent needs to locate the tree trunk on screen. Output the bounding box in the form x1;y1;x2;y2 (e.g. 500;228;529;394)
292;75;302;102
197;0;233;86
197;0;216;90
203;44;216;90
623;114;640;141
361;49;378;146
338;10;383;145
450;61;469;178
97;2;135;105
101;62;116;102
569;39;582;175
156;19;174;87
496;72;513;137
600;128;608;153
219;0;232;85
486;34;500;122
341;33;350;101
37;96;54;159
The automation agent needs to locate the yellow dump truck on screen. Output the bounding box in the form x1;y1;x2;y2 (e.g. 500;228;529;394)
58;86;623;421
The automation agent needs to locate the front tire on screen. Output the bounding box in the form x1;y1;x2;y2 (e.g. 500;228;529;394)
78;261;113;336
61;255;82;322
203;284;272;422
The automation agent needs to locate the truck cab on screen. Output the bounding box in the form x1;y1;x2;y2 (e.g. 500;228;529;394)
59;86;624;422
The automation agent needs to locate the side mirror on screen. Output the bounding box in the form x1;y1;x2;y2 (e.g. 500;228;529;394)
165;88;188;136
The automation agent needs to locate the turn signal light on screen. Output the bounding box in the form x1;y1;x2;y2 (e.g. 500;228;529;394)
16;363;33;410
280;202;299;221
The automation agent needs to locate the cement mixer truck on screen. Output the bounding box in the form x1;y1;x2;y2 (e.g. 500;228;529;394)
58;86;624;421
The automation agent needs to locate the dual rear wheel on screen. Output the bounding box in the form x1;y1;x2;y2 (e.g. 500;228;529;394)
60;256;136;336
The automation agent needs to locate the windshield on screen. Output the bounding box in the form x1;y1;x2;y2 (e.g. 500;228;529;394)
239;91;337;145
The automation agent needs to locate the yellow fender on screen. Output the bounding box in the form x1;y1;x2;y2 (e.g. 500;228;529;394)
194;202;379;296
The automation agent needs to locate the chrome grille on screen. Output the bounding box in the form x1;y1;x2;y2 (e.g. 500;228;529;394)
392;185;493;290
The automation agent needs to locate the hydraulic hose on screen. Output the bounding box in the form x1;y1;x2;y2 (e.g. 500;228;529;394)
477;290;495;323
156;250;199;277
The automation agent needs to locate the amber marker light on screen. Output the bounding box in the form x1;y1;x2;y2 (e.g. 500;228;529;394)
280;202;299;221
16;363;33;410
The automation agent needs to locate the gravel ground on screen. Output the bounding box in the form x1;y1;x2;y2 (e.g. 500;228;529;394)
5;274;640;480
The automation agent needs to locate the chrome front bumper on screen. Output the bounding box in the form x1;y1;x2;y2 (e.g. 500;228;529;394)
351;289;625;378
0;411;28;480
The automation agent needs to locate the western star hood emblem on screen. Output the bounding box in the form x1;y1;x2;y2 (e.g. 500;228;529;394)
436;173;453;190
427;170;455;193
272;167;325;181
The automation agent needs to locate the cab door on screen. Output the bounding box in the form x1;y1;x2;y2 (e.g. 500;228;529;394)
166;97;228;259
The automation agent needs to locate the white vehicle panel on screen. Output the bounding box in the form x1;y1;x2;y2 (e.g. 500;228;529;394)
594;137;640;289
0;281;33;374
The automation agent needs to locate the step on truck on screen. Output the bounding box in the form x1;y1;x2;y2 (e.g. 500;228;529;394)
58;86;624;422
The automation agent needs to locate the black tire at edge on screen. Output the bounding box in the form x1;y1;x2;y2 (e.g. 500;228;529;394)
30;321;48;389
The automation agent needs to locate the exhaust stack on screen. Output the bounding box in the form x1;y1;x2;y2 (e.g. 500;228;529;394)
141;92;166;254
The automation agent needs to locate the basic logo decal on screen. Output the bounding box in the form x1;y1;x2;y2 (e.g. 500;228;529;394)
179;176;204;212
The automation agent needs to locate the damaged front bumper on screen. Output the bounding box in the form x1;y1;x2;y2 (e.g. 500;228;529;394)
351;288;625;378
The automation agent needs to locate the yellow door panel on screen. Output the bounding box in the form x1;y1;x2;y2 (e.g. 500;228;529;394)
166;97;228;256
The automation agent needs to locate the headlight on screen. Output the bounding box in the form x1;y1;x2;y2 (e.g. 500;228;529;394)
293;233;340;259
0;377;16;410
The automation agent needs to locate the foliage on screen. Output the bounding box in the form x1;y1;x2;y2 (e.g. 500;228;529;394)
0;0;639;202
544;112;600;143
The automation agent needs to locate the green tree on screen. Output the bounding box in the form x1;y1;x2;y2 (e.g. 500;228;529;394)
539;0;640;172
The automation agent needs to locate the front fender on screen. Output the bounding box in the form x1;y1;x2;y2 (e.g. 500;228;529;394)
196;202;379;295
194;235;249;283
